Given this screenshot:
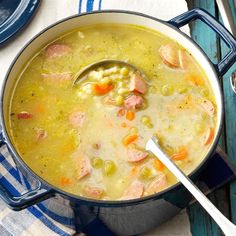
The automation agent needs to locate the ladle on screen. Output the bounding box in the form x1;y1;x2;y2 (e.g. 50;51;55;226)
146;137;236;236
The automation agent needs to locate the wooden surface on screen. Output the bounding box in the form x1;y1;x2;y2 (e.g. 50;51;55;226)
187;0;236;235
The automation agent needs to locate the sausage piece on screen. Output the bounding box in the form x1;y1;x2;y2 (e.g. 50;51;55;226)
124;95;144;110
42;72;72;82
36;128;47;141
17;112;33;119
76;156;92;180
145;174;167;195
129;73;147;94
44;43;71;59
159;44;180;68
120;180;144;200
127;148;149;162
84;186;104;199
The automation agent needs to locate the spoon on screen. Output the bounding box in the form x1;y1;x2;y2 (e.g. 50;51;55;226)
73;59;147;85
146;137;236;236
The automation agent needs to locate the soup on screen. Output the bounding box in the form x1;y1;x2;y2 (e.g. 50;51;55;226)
6;24;217;200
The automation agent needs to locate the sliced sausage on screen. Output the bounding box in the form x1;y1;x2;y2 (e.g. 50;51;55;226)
124;95;144;110
159;44;180;68
84;186;104;199
69;111;85;128
36;128;47;141
120;180;144;200
145;174;167;195
129;73;147;94
127;148;149;162
42;72;72;82
76;156;92;180
44;43;71;59
17;111;33;119
201;99;215;117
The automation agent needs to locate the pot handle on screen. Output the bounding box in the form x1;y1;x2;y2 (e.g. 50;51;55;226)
168;8;236;76
0;136;54;210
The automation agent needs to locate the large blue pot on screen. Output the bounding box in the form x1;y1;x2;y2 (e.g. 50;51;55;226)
0;9;235;235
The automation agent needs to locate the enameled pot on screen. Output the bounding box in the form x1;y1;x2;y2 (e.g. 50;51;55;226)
0;9;236;236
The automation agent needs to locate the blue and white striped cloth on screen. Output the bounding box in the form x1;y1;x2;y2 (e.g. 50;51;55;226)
0;1;198;235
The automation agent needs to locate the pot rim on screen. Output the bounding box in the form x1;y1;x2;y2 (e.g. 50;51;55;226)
0;9;223;207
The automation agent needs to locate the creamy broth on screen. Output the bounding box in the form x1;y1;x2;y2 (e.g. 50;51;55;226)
7;24;217;200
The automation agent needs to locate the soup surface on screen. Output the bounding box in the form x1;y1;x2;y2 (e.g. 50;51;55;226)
7;24;217;200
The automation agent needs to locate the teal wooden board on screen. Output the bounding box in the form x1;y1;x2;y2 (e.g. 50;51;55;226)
219;0;236;224
186;0;231;235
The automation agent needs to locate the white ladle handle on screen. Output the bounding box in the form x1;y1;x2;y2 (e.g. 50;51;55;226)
146;138;236;236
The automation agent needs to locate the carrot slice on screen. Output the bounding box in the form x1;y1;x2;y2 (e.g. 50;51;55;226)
121;122;127;128
60;177;72;186
184;74;204;86
204;127;214;145
122;134;138;146
34;104;45;114
93;84;113;95
153;159;165;171
130;166;140;178
61;139;76;153
126;111;135;121
171;147;188;160
117;107;126;117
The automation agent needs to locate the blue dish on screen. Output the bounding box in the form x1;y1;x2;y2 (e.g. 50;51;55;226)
0;0;40;46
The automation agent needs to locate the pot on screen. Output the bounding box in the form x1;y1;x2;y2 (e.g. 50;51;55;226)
0;9;235;236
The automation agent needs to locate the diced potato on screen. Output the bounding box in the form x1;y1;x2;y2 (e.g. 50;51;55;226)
89;70;103;80
100;77;112;85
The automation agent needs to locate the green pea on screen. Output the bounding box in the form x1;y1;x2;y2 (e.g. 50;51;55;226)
130;126;138;134
139;166;154;180
141;116;151;125
100;77;112;85
141;116;153;128
120;67;129;76
146;122;153;128
92;157;103;169
200;88;209;96
103;160;116;176
161;84;174;96
115;95;124;106
177;86;188;94
117;88;129;95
